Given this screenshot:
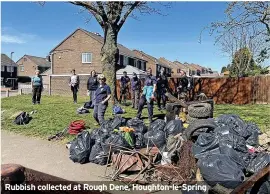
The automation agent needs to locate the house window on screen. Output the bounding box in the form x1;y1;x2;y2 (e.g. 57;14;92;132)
82;53;92;63
1;66;5;72
20;66;24;72
7;66;14;72
24;58;27;62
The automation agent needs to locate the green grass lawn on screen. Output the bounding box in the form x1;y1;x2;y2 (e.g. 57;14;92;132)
1;95;269;142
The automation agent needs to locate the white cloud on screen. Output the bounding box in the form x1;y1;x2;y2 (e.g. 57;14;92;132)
1;35;26;44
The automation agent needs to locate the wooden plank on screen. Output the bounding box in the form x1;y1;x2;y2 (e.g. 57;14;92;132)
231;165;270;194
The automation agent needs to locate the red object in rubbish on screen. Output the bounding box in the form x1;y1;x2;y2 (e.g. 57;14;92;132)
68;120;86;135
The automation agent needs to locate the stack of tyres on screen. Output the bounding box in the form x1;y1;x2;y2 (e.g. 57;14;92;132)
187;103;213;124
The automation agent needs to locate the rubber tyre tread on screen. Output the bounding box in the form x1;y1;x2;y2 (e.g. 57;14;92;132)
184;119;218;140
188;103;212;118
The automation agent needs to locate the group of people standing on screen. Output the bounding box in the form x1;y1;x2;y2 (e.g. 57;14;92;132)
31;67;190;125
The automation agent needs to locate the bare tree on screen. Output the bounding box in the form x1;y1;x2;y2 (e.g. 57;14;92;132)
68;1;170;103
202;2;270;63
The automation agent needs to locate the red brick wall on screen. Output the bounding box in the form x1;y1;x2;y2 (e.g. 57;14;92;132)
52;30;103;75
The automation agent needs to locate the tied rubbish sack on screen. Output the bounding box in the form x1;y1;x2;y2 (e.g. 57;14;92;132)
245;122;262;146
89;140;107;165
100;116;126;134
192;133;220;159
127;118;148;148
218;133;251;170
148;119;166;132
163;120;184;138
246;152;270;174
69;131;92;164
102;132;131;153
198;154;245;189
127;118;147;134
216;114;250;138
144;130;166;149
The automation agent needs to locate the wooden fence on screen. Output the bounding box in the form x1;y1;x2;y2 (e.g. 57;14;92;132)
116;75;270;105
46;75;270;105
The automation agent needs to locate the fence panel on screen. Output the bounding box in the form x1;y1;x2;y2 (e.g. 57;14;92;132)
49;75;270;104
18;83;49;95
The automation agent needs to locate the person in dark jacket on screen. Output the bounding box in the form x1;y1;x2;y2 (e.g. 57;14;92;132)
137;68;157;123
31;70;43;105
87;70;99;106
93;74;111;125
177;70;189;101
131;72;141;109
69;69;80;104
156;67;168;110
119;71;130;104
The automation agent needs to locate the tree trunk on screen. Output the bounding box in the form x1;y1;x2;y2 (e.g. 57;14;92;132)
101;25;119;104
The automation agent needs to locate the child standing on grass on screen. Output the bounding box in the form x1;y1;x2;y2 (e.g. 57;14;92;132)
31;70;43;105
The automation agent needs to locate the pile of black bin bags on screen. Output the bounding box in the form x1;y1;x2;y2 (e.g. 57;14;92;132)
192;114;270;189
68;114;270;191
69;116;184;165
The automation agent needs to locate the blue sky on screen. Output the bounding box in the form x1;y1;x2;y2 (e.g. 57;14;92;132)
2;2;231;72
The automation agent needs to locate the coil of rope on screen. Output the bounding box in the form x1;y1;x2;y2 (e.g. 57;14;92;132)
68;120;86;135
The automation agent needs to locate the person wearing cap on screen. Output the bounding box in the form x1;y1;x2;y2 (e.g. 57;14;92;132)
31;69;43;104
87;70;99;106
131;72;141;109
119;71;130;104
69;69;80;104
156;67;168;110
93;74;111;125
137;68;157;123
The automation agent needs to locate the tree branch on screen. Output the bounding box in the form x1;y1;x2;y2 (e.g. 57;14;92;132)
118;1;142;29
69;1;105;27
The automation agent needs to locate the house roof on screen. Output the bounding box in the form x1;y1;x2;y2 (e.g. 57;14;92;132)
159;57;177;69
133;50;171;69
50;28;146;61
1;54;17;67
16;55;51;68
40;68;52;75
173;61;187;70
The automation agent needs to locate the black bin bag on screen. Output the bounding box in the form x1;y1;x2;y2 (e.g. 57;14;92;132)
144;130;166;148
69;131;92;164
148;119;166;132
246;153;270;174
192;133;220;159
198;154;245;189
164;120;183;137
89;141;107;165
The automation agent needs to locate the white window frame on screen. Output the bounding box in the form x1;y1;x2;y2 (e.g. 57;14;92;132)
1;66;5;72
7;66;14;73
82;53;92;64
20;65;25;72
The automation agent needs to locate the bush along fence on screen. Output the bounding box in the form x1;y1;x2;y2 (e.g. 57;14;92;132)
19;74;270;105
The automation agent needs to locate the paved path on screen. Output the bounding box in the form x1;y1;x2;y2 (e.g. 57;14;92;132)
1;131;184;194
1;130;107;182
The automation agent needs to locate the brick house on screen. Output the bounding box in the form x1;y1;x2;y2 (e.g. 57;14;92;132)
49;28;147;75
133;50;171;77
173;61;190;76
47;28;148;96
16;55;51;77
1;53;17;88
